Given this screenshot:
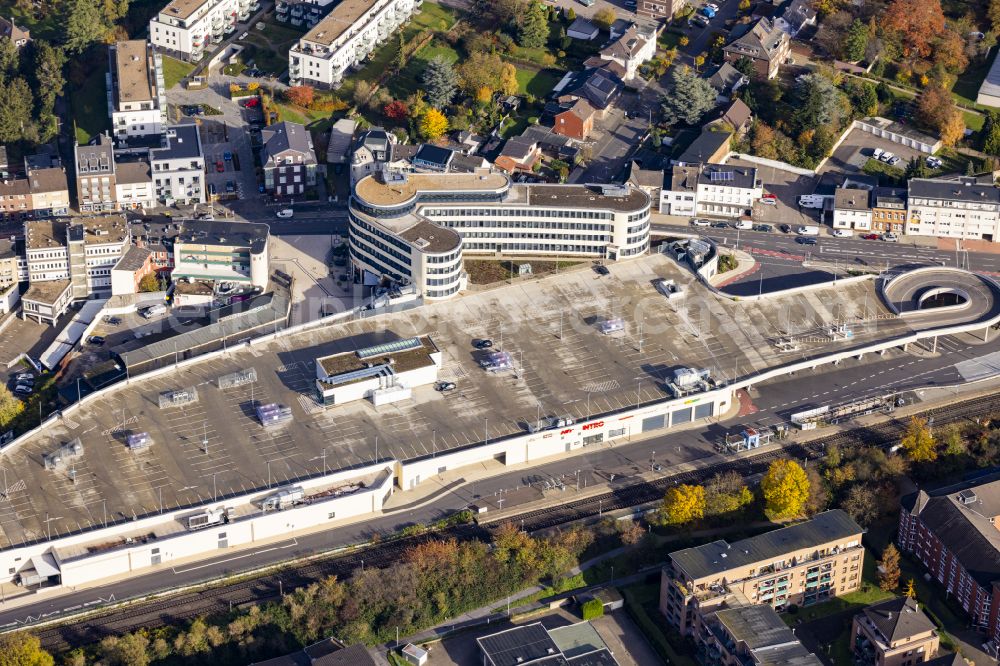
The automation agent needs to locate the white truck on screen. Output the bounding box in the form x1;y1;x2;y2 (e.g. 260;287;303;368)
797;194;826;209
796;225;820;236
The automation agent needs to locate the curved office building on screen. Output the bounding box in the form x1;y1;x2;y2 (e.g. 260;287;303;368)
348;168;651;300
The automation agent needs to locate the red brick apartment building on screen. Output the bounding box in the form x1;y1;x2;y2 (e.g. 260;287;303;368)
898;475;1000;657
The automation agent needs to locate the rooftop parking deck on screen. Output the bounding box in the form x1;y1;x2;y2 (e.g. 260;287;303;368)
0;255;936;550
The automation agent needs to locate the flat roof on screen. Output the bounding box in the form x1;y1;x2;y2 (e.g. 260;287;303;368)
835;188;870;211
478;623;560;666
114;40;154;104
152;124;202;162
157;0;210;22
317;336;438;379
353;171;510;207
176;219;270;253
397;218;462;254
25;219;68;250
22;279;71;305
670;510;862;582
78;214;131;245
301;0;379;47
524;183;650;213
0;255;927;552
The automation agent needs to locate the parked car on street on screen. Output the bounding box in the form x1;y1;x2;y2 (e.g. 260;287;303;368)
276;209;294;218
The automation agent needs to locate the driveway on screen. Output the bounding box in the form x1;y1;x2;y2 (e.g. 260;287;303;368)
573;100;650;183
169;83;261;209
819;127;925;177
727;159;823;227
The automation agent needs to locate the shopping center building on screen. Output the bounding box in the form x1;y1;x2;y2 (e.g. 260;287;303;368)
347;168;652;300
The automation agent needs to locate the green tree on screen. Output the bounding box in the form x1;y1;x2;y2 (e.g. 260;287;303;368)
392;32;406;73
0;78;35;143
761;459;810;520
792;72;847;134
581;598;604;620
519;1;550;49
660;66;716;125
848;80;878;117
660;484;706;525
0;37;19;80
733;55;755;78
63;0;110;54
704;470;753;516
0;384;23;430
878;543;901;591
566;7;576;21
0;632;54;666
982;111;1000;155
422;55;459;109
900;416;936;462
844;19;869;62
30;42;66;115
593;6;616;30
138;273;161;293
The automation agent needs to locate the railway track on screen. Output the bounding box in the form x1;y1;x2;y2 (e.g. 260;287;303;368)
30;392;1000;652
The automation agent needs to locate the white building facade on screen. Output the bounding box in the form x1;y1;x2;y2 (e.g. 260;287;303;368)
289;0;417;89
109;40;168;138
150;124;206;206
906;177;1000;240
695;164;761;218
349;170;651;301
149;0;259;61
832;188;872;231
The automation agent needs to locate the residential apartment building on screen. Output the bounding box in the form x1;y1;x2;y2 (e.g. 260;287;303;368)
696;605;822;666
27;167;70;218
349;170;650;300
288;0;417;89
75;134;117;212
898;475;1000;655
262;121;318;196
115;158;155;210
0;177;31;220
659;163;761;218
905;177;1000;240
872;188;907;234
171;219;270;290
852;597;940;666
0;239;21;314
350;126;396;186
833;187;873;231
149;0;260;60
150;124;205;205
660;510;864;635
109;40;167;139
723;18;790;80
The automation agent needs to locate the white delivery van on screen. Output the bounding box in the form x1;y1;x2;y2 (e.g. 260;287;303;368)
797;194;825;209
141;304;167;318
796;225;820;236
735;219;753;230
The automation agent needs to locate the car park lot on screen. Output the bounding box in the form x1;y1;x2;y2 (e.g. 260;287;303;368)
0;253;918;548
819;128;926;176
728;158;823;228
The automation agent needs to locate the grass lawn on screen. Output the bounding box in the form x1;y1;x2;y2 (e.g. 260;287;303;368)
963;109;985;131
515;68;562;97
352;3;458;84
273;102;330;126
785;549;895;625
387;41;460;98
953;50;996;108
862;158;906;186
71;55;111;145
161;56;195;90
0;2;60;39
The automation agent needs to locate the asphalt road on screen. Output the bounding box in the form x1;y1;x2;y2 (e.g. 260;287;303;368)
653;223;998;273
2;328;996;631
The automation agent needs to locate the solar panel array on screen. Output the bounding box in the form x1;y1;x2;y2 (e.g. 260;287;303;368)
709;170;734;182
